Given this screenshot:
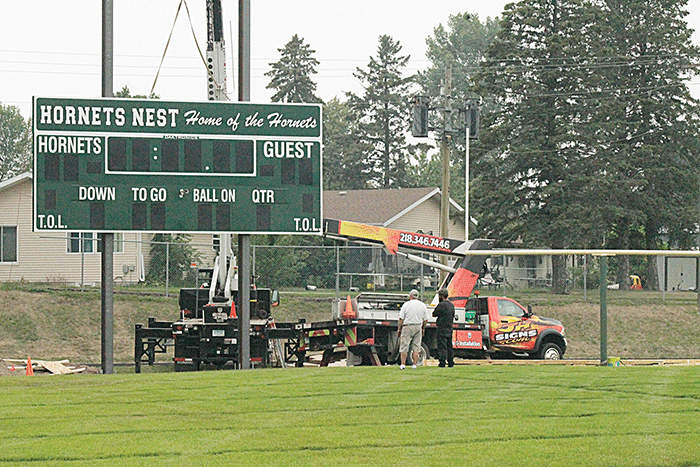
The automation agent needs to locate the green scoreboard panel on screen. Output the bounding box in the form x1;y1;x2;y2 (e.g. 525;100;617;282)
33;97;322;234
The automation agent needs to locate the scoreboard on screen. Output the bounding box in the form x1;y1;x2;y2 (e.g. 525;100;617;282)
33;97;322;234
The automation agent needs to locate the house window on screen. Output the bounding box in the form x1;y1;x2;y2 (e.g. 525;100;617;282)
115;233;124;253
97;233;125;253
0;226;17;262
68;232;94;253
67;232;124;253
213;234;220;253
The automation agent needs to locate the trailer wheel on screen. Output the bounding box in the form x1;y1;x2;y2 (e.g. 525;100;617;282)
401;341;430;366
420;342;430;364
538;342;563;360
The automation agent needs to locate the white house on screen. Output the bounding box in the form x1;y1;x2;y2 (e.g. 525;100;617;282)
0;172;144;284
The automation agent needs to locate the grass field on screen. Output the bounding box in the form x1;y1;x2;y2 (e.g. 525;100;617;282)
2;365;699;466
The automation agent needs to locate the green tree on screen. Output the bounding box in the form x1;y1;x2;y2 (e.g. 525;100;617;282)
0;104;32;181
474;0;700;293
593;0;700;289
254;235;311;288
146;234;202;287
346;35;420;188
265;34;322;103
475;0;604;293
114;85;159;99
322;98;373;190
419;12;499;103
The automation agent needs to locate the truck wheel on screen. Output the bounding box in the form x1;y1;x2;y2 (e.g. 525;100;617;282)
538;342;563;360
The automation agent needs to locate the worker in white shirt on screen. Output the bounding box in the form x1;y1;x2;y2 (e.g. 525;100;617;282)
397;289;429;369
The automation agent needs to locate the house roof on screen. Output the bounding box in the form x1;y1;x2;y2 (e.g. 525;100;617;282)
0;172;32;194
323;187;465;226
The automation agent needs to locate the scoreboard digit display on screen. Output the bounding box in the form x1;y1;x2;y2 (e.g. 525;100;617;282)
33;97;323;234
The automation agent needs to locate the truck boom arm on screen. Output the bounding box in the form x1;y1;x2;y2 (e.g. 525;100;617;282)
324;219;467;256
324;219;491;305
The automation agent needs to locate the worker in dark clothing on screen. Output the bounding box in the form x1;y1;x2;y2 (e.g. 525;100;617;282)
432;288;455;367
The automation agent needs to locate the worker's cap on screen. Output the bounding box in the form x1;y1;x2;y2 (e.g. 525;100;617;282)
438;288;449;299
409;289;419;298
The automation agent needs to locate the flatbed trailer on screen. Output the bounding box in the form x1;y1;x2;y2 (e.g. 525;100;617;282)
134;319;173;373
288;316;483;367
134;287;281;372
134;316;272;372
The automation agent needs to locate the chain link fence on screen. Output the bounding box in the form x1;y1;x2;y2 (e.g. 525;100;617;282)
120;237;700;298
15;234;698;298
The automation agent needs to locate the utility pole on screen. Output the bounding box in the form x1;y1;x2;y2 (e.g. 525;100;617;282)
440;66;452;243
439;66;453;283
410;65;480;283
206;0;231;300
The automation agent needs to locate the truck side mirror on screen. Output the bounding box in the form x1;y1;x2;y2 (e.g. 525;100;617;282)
525;305;533;318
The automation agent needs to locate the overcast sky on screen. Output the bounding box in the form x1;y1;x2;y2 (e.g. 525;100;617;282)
2;0;700;118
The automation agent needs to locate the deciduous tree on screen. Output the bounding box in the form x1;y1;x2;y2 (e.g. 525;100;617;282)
0;104;31;181
322;98;373;190
417;12;499;209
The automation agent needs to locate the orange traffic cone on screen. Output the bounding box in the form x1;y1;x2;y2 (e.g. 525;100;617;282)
26;357;34;376
342;295;357;319
229;301;237;319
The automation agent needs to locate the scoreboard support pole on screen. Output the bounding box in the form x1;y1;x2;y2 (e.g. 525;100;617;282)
101;0;114;375
100;233;114;374
238;0;252;369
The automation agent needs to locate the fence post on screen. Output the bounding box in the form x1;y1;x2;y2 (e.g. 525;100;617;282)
165;241;169;297
662;255;666;303
600;255;608;364
81;245;85;292
335;244;340;298
583;255;587;301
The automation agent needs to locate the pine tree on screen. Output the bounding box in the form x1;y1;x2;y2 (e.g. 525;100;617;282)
265;34;321;103
474;0;700;292
475;0;604;293
594;0;700;289
346;35;420;188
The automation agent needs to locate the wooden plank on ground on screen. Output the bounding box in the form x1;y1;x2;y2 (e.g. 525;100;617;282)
38;361;73;374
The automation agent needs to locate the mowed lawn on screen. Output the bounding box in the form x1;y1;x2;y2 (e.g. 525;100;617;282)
1;365;699;467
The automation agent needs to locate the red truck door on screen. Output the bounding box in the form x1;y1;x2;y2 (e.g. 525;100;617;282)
489;297;539;352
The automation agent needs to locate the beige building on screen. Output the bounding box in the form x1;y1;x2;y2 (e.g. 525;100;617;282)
323;187;472;289
323;187;471;239
0;173;145;284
